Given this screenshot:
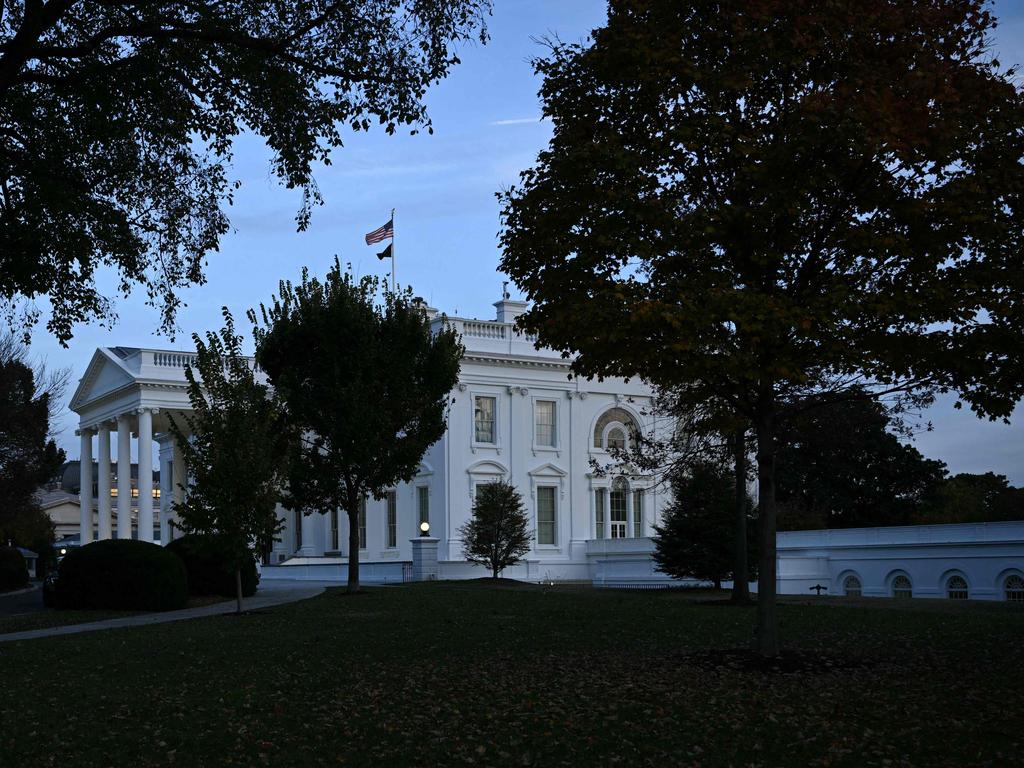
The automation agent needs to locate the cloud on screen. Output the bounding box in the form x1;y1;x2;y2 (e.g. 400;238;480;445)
491;116;547;126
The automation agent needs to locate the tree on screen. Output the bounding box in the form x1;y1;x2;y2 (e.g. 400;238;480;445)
250;261;463;593
459;481;531;579
0;333;65;572
775;398;948;530
0;1;490;343
169;309;292;613
500;1;1024;655
918;472;1024;524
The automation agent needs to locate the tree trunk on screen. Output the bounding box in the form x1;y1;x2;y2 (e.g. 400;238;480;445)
732;427;751;604
347;505;360;594
492;564;499;579
714;577;722;590
755;403;779;656
235;568;243;614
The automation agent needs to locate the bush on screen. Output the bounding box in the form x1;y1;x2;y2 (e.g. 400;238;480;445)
0;546;29;591
166;534;259;598
55;539;188;611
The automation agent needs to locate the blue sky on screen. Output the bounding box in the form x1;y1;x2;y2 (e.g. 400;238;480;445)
31;0;1024;484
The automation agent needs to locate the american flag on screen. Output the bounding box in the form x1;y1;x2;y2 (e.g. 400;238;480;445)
364;218;394;245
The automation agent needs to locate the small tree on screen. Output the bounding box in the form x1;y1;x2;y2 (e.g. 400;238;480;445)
459;481;531;579
653;462;757;590
170;309;292;613
251;261;463;593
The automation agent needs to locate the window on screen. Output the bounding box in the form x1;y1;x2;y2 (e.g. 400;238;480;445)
633;489;644;538
330;509;339;551
892;574;912;599
843;575;862;597
610;477;628;538
417;486;429;529
294;509;302;551
474;396;496;443
537;486;557;546
386;491;397;549
946;575;968;600
1005;575;1024;602
595;489;606;539
535;400;556;447
593;407;640;449
358;497;367;550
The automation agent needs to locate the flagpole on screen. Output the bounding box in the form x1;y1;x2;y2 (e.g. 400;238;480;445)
390;207;396;290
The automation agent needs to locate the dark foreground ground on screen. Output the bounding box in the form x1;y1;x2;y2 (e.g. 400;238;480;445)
0;582;1021;767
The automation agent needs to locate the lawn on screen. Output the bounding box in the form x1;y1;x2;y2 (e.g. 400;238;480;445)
0;594;231;635
0;583;1021;767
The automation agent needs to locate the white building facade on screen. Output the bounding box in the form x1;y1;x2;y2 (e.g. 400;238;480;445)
69;298;671;583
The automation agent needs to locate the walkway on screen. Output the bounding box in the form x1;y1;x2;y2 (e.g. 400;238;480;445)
0;580;333;644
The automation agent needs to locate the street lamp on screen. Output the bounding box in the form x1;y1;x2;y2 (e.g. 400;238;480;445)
419;521;430;537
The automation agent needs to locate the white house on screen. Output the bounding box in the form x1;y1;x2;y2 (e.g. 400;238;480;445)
69;297;672;583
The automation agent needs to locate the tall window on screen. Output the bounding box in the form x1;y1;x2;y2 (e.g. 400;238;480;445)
358;497;367;550
1005;575;1024;602
593;407;640;450
535;400;556;447
610;477;628;538
946;575;968;600
595;489;606;539
330;508;339;551
892;574;912;599
843;574;862;597
386;490;397;549
417;486;429;529
633;489;644;538
537;486;557;546
474;395;496;443
294;509;302;551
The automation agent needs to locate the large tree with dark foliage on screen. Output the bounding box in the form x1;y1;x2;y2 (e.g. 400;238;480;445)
918;472;1024;525
459;480;531;579
500;1;1024;654
251;261;463;593
169;310;292;613
775;398;948;530
0;0;489;343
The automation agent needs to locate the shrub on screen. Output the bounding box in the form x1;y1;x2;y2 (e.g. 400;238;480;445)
55;539;188;611
0;546;29;591
166;534;259;598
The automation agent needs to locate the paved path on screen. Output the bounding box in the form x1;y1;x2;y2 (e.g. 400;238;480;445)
0;581;333;644
0;584;44;617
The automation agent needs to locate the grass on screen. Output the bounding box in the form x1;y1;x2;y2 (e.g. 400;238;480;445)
0;594;231;635
1;582;1022;767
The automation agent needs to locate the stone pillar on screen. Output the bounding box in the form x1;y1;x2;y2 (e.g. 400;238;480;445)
79;428;93;545
171;436;187;540
158;442;172;544
96;423;112;540
137;408;154;543
116;414;132;539
411;537;439;581
298;512;317;556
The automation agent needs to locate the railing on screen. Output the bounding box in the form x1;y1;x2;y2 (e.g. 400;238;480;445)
152;352;197;368
462;321;506;340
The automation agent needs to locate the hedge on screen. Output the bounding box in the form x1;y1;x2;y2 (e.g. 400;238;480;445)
55;539;188;611
0;546;29;592
165;534;259;598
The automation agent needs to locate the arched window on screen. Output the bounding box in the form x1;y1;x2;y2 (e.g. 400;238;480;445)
609;477;629;538
593;407;641;451
946;575;968;600
1004;574;1024;603
891;574;912;599
843;575;862;597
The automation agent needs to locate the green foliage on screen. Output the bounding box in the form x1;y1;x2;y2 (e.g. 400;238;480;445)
166;534;259;599
0;545;28;591
55;539;187;611
918;472;1024;524
0;1;490;343
653;463;757;588
251;260;463;592
776;398;948;529
458;481;532;578
169;309;291;608
499;0;1024;654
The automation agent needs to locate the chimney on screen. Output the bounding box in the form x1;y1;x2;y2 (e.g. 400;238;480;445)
494;298;528;324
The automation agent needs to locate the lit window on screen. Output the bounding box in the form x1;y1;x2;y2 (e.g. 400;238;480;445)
110;488;118;497
535;401;556;447
595;489;606;539
417;486;429;528
152;489;160;498
131;488;139;499
386;491;397;549
946;575;968;600
892;574;912;599
1005;575;1024;603
610;477;628;538
843;575;862;597
330;509;339;551
474;396;496;443
633;489;644;538
358;497;367;550
537;486;557;546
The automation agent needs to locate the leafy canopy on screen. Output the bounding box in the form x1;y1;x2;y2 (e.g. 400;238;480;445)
0;0;490;342
459;480;532;579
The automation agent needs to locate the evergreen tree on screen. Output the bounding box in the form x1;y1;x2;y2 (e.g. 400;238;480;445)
459;481;531;579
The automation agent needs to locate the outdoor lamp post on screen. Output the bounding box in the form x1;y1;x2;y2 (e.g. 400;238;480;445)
419;521;430;537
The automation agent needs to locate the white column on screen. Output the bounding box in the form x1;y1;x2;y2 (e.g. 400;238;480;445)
626;487;634;538
158;443;172;544
298;512;317;556
79;428;94;545
116;414;132;539
171;436;187;539
96;423;112;540
137;408;154;542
